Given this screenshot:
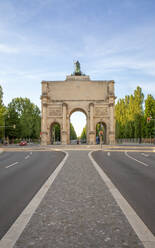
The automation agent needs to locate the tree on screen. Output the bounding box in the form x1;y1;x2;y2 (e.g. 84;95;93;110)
0;85;6;141
6;97;41;140
144;94;155;138
70;123;77;140
133;87;144;141
115;86;144;140
0;85;3;106
80;126;86;141
51;123;60;142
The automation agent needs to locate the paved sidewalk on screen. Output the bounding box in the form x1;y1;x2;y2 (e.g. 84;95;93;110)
14;151;144;248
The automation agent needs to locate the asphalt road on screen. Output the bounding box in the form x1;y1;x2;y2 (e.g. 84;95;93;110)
92;150;155;235
0;151;65;239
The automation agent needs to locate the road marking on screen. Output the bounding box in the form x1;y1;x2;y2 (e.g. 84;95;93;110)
89;151;155;248
107;152;110;156
25;155;30;159
5;162;19;169
141;153;149;157
125;152;149;167
30;152;32;155
0;151;68;248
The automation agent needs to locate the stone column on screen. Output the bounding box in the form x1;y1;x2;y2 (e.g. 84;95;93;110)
90;103;94;131
41;82;48;145
41;103;48;145
108;81;115;144
62;103;67;144
62;103;67;131
109;99;115;144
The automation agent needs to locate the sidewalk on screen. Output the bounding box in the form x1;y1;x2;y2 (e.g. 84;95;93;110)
3;151;147;247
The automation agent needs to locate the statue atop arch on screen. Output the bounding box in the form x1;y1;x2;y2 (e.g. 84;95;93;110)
74;60;82;76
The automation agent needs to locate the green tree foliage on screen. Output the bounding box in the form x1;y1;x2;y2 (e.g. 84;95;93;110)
70;123;77;140
115;86;155;140
0;85;6;141
80;126;86;141
144;94;155;138
0;85;3;106
115;86;144;139
5;97;41;140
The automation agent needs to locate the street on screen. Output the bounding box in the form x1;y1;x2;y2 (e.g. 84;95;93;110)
0;151;65;239
92;150;155;235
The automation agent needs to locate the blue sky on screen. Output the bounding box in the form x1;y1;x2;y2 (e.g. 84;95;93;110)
0;0;155;111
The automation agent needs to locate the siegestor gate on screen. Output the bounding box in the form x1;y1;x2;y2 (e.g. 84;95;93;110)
41;68;116;145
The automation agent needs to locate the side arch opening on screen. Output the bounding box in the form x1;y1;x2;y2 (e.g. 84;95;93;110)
96;122;107;144
50;122;61;144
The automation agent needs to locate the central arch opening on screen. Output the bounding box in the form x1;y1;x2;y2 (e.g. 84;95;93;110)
70;110;87;144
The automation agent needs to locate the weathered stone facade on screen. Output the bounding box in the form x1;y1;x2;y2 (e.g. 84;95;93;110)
41;75;115;145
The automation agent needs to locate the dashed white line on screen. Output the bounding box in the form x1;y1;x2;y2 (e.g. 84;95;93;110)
107;152;110;156
141;153;149;157
25;155;30;160
6;162;19;169
125;152;149;167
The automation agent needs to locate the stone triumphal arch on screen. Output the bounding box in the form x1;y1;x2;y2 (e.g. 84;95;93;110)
41;62;115;145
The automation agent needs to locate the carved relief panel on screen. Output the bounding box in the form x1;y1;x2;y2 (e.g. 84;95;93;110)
48;106;62;117
95;106;108;116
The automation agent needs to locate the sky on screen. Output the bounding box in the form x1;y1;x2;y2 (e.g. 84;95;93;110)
0;0;155;135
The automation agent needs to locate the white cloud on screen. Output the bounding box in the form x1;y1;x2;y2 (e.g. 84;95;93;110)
0;44;19;54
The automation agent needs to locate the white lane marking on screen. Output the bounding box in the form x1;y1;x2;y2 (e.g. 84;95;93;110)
5;162;19;169
89;151;155;248
30;152;32;155
125;151;149;167
107;152;110;156
0;151;68;248
25;155;30;160
141;153;149;157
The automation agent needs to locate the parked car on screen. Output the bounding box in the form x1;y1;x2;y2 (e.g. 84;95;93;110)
19;141;27;146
